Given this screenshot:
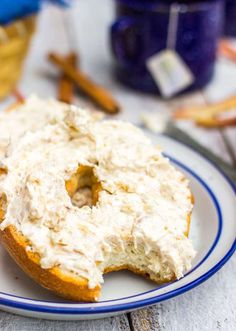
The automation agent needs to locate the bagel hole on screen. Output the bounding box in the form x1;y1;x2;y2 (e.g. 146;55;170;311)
65;166;100;208
0;167;7;176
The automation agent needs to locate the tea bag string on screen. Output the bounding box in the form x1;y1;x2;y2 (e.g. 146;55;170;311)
166;3;181;50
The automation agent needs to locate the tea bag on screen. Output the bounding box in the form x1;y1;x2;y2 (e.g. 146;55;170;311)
146;3;194;98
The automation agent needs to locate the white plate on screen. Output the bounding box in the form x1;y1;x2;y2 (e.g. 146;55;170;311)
0;134;235;320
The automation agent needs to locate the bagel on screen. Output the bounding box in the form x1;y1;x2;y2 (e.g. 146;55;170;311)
0;99;196;302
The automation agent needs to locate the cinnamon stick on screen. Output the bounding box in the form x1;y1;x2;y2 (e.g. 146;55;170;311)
48;53;120;114
58;53;77;104
174;95;236;120
195;114;236;128
219;40;236;62
173;94;236;128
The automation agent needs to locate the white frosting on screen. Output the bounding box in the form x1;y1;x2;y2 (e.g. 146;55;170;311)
0;98;196;288
0;95;68;160
0;95;103;161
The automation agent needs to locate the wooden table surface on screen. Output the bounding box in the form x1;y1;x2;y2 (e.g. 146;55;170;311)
0;1;235;330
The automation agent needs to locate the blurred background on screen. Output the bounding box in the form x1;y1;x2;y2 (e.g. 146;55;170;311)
0;0;236;162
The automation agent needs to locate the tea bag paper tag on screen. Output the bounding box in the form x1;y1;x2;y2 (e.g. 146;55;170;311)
146;3;194;98
146;49;194;98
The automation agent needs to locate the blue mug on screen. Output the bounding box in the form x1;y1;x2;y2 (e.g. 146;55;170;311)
225;0;236;36
110;0;223;96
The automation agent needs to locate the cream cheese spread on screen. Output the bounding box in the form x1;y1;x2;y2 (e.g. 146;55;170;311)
0;98;196;288
0;95;68;161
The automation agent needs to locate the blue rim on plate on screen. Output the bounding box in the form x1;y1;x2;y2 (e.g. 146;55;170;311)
0;139;235;314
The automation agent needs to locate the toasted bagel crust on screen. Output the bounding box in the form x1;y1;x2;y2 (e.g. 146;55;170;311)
0;202;192;301
0;222;177;301
0;222;101;301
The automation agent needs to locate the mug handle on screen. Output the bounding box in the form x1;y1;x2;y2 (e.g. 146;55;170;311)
111;16;144;67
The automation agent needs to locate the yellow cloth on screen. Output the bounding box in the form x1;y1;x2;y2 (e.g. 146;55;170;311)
0;15;36;99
